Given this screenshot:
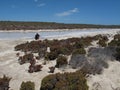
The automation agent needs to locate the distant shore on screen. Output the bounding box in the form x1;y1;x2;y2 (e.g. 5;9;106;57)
0;21;120;31
0;28;120;33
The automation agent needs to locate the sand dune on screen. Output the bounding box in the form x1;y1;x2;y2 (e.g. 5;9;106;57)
0;39;76;90
87;61;120;90
0;29;120;90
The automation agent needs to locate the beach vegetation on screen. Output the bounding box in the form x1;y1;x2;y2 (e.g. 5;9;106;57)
55;55;68;68
40;71;88;90
97;36;108;47
1;21;120;30
0;75;11;90
20;81;35;90
72;48;86;55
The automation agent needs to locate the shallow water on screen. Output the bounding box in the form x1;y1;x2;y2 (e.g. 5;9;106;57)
0;29;120;40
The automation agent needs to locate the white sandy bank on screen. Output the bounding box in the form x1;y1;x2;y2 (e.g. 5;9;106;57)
87;61;120;90
0;39;76;90
0;29;120;90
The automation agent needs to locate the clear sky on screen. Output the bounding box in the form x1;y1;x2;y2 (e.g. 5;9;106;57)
0;0;120;25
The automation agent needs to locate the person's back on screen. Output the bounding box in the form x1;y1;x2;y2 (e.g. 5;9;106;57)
35;33;40;40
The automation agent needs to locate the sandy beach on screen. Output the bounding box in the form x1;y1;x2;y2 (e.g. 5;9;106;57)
0;29;120;90
0;39;76;90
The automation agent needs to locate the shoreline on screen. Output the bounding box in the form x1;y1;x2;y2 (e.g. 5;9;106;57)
0;29;120;41
0;28;120;33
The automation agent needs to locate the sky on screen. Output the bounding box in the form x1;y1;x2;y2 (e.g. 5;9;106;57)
0;0;120;25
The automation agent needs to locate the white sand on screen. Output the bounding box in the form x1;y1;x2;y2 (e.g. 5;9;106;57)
0;39;76;90
87;61;120;90
86;36;120;90
0;29;120;90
